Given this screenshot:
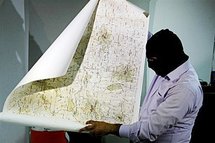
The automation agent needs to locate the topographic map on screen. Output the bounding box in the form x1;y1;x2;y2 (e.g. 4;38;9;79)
0;0;149;131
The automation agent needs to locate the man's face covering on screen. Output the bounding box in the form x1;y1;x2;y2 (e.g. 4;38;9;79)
146;29;188;77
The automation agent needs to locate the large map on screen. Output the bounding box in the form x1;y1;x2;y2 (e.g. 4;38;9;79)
0;0;149;131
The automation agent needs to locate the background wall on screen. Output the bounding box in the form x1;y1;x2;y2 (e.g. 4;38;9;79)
0;0;28;142
28;0;89;68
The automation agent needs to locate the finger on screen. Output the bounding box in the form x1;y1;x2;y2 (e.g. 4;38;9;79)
85;124;95;130
86;120;95;124
79;124;94;132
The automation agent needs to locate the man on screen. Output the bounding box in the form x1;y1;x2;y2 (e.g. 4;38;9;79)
80;29;203;143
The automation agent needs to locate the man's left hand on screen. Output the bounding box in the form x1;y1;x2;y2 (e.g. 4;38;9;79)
79;120;121;136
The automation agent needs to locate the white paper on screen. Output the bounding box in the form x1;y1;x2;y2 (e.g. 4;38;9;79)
0;0;149;132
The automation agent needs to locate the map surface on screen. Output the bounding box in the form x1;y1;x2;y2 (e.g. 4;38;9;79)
0;0;149;131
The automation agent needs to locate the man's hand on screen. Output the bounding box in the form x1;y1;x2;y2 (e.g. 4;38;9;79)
79;120;121;136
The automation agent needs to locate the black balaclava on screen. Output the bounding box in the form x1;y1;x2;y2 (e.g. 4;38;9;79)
146;29;189;77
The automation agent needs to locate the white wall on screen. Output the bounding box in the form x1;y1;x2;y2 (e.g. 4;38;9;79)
148;0;215;85
28;0;90;68
128;0;150;12
0;0;28;142
29;0;89;53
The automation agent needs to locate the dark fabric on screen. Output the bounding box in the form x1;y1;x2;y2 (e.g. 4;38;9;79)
146;29;188;77
68;132;102;143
